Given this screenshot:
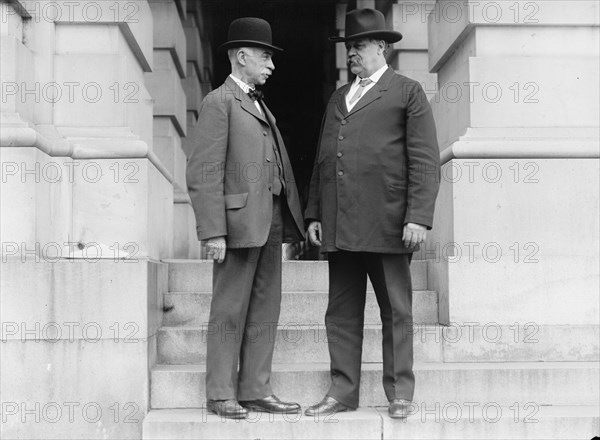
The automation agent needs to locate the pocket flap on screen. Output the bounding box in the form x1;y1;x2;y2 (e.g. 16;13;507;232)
224;192;249;209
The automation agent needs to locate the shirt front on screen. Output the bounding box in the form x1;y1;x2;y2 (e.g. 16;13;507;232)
345;64;389;111
230;74;262;115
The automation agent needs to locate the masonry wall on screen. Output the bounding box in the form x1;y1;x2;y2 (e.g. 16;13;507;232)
0;1;209;437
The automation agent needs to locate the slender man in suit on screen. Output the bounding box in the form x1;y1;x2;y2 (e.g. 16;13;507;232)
186;17;305;419
304;9;441;419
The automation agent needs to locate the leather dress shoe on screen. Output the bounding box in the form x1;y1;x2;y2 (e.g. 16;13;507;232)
240;395;301;414
304;395;354;417
206;399;248;419
388;399;413;419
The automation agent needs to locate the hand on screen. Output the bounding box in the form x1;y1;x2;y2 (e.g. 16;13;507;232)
307;221;322;247
403;223;427;248
206;236;226;263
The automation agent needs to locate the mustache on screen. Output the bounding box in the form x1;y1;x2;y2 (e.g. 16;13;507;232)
347;57;361;66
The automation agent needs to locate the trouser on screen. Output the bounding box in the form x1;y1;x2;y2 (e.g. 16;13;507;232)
325;250;414;408
205;196;283;401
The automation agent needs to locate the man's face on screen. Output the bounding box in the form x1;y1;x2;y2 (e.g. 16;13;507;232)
345;39;383;78
241;47;275;86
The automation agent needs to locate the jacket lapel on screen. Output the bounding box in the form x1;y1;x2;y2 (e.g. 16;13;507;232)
345;67;394;117
335;85;351;116
261;102;283;146
225;76;269;125
261;100;294;179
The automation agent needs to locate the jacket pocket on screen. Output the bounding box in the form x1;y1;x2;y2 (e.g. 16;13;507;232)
224;192;249;210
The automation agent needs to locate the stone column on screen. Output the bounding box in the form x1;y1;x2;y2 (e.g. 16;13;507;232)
1;1;167;438
390;1;438;98
426;0;599;339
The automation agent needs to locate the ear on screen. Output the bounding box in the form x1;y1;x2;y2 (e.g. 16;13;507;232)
236;49;247;66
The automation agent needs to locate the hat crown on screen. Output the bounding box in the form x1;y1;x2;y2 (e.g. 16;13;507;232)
345;8;387;37
228;17;273;46
218;17;282;52
330;8;402;43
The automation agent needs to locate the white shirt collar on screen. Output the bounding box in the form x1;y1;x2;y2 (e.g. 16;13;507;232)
230;74;254;94
354;64;388;86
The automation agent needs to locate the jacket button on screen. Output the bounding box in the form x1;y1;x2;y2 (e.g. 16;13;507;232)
341;120;347;125
338;170;344;176
266;157;271;162
338;135;344;141
337;152;343;158
263;131;268;136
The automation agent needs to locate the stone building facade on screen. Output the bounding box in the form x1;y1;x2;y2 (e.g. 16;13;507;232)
1;0;598;438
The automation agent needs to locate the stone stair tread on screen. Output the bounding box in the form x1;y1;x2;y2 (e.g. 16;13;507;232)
162;289;440;327
150;362;600;408
152;360;600;372
158;323;421;330
166;289;436;294
142;405;600;440
165;259;429;292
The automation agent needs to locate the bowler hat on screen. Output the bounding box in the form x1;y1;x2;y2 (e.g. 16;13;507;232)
330;8;402;43
218;17;283;53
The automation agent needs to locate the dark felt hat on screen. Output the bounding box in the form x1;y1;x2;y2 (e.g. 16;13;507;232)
218;17;283;53
330;8;402;43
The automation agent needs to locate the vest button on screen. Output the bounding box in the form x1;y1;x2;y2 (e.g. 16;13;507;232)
338;135;344;141
337;152;343;158
338;170;344;176
341;120;347;125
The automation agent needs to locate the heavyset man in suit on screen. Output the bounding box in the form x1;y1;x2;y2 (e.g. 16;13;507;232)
186;17;305;419
304;9;441;418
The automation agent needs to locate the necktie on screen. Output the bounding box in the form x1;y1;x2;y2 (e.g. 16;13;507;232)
248;88;264;101
348;78;373;106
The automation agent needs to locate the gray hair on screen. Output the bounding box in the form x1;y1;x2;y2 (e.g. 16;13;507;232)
370;38;390;56
227;47;258;63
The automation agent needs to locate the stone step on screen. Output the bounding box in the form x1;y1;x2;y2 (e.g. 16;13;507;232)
156;324;599;365
142;406;600;440
163;290;439;327
150;362;600;409
156;325;443;365
165;259;428;292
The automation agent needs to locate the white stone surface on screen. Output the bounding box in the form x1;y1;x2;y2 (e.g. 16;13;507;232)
393;1;435;50
143;408;384;440
0;34;35;122
71;158;173;260
428;0;599;71
156;325;444;365
148;0;186;77
379;405;600;440
173;201;200;259
54;23;154;147
182;61;203;115
150;362;600;409
183;14;204;74
0;147;72;255
1;338;149;439
430;158;599;325
142;406;600;440
165;260;429;292
163;290;439;327
145;50;187;136
0;260;166;339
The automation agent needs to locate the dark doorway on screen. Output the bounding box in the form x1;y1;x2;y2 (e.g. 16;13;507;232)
203;0;339;205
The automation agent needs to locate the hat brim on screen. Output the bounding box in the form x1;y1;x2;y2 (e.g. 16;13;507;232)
218;40;283;53
329;30;402;44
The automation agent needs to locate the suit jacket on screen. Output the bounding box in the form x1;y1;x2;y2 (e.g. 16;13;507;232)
305;67;440;254
187;76;305;248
